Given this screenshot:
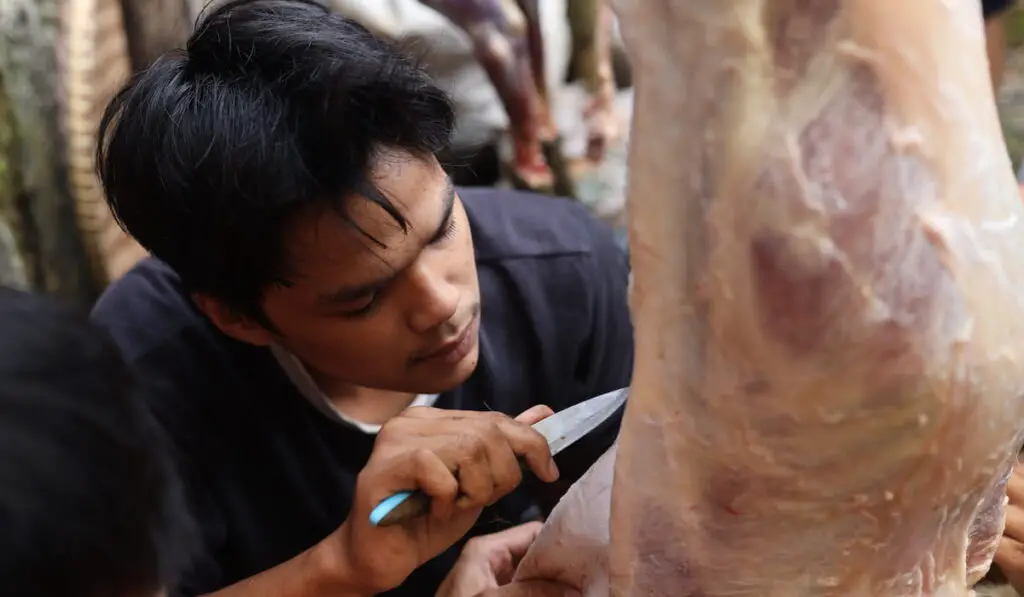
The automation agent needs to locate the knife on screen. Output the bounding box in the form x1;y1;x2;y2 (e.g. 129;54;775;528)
368;387;629;527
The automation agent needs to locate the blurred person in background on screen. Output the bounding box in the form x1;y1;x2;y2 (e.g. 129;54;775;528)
0;287;196;597
985;0;1014;91
332;0;573;187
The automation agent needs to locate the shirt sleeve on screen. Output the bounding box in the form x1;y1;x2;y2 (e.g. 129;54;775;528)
531;217;635;513
165;442;227;597
132;346;229;597
91;265;231;596
93;344;227;593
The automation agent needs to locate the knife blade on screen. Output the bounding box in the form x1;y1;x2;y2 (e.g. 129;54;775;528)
369;387;629;527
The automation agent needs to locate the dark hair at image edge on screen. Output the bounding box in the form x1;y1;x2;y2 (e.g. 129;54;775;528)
0;288;197;597
96;0;456;324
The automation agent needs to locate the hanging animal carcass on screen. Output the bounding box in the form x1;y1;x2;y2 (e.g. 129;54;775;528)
487;1;1024;596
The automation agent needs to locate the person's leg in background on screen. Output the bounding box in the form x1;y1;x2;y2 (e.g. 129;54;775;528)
985;0;1013;91
979;0;1024;183
0;288;196;597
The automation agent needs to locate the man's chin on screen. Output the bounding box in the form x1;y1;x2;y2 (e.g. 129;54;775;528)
412;344;480;395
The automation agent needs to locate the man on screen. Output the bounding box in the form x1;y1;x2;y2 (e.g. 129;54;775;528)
0;287;573;597
90;0;633;595
0;288;195;597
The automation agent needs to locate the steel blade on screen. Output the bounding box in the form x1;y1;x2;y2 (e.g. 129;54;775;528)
532;387;628;456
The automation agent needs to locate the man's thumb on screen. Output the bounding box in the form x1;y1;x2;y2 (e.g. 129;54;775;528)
477;521;544;559
515;405;555;426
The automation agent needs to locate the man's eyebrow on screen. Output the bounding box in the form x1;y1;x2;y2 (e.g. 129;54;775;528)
428;176;456;243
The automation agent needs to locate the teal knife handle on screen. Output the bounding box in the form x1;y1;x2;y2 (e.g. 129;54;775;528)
370;491;431;527
370;458;532;527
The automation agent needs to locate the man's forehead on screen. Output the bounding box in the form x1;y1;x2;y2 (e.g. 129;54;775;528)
303;176;452;248
282;168;455;294
288;151;448;235
351;175;453;240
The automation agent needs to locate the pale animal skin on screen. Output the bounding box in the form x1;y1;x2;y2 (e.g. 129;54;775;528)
485;1;1024;596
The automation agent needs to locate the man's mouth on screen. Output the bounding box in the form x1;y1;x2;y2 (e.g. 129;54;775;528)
414;313;479;364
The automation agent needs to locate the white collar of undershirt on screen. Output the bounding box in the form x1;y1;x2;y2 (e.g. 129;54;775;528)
269;344;439;435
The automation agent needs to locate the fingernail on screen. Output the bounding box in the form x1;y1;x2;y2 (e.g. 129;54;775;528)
548;458;560;481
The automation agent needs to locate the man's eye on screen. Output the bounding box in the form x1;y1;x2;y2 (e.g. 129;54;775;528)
431;216;458;245
339;292;379;318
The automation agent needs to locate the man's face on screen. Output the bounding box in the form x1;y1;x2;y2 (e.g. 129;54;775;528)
260;153;481;394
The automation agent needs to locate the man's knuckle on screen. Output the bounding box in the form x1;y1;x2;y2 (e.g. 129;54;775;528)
484;410;512;423
483;420;507;443
495;472;521;495
441;475;460;498
406;448;437;475
466;434;489;460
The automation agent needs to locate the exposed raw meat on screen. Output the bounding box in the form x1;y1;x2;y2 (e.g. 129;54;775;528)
489;1;1024;596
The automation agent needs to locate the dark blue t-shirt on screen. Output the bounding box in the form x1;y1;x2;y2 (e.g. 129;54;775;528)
90;188;634;597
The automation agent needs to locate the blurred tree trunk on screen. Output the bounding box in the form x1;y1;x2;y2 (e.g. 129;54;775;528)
120;0;192;70
0;0;97;306
65;0;150;283
0;81;30;290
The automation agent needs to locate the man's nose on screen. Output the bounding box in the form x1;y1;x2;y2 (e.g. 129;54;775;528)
405;260;460;333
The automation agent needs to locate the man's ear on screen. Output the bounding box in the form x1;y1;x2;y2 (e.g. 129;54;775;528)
191;293;275;346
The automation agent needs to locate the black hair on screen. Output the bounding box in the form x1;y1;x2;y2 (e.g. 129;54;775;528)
0;288;195;597
96;0;456;323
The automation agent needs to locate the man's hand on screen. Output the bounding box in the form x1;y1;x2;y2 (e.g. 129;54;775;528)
435;522;542;597
325;406;560;595
435;523;580;597
995;462;1024;593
